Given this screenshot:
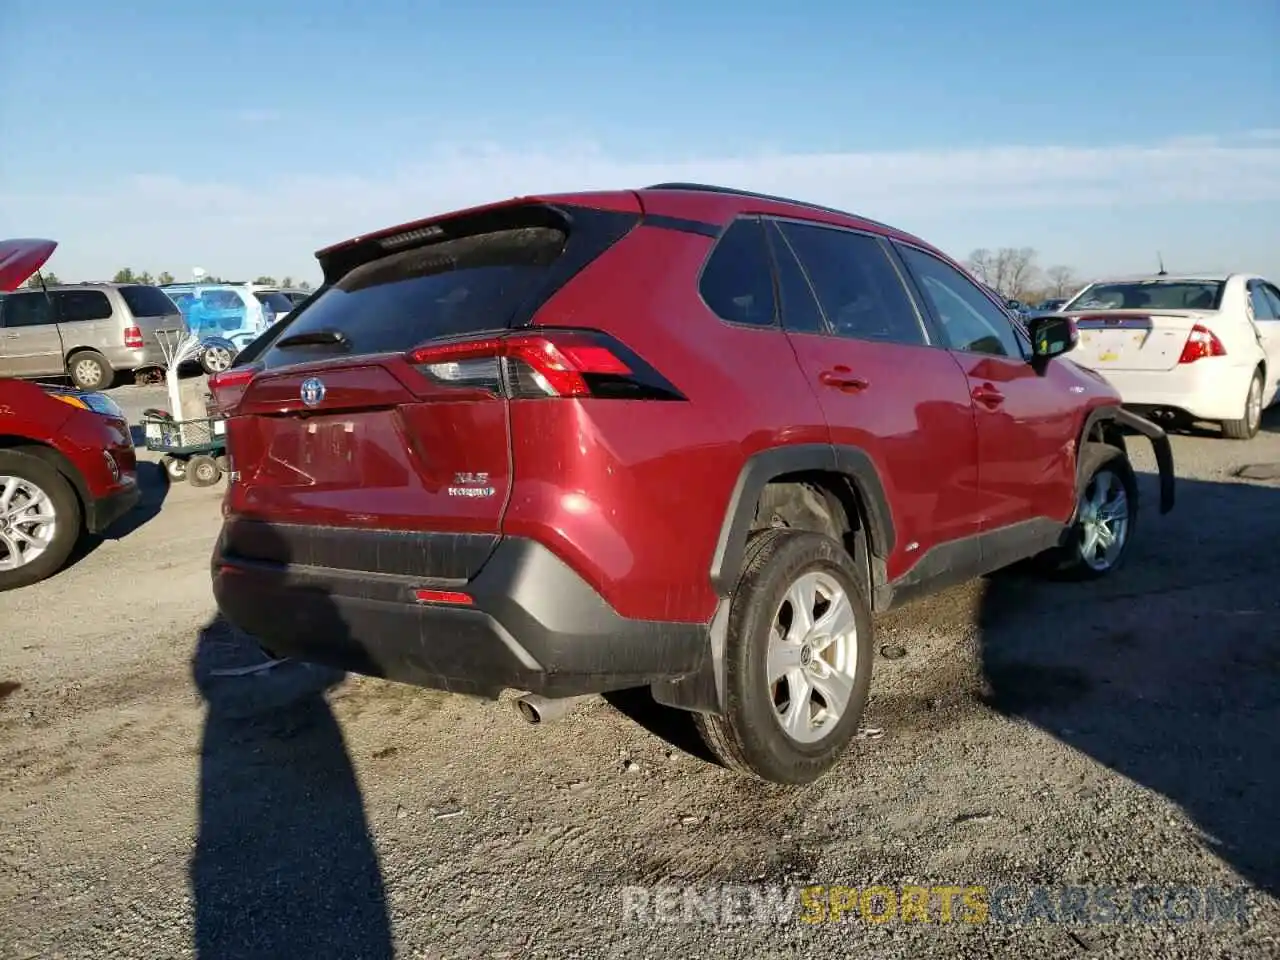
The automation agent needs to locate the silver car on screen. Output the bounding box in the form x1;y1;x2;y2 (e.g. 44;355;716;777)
0;282;179;389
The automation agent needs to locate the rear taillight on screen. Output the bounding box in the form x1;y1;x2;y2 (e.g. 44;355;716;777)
405;330;685;401
124;326;144;349
207;366;257;412
1178;324;1227;364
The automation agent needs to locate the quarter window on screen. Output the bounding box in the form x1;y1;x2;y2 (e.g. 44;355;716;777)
776;221;926;347
897;245;1025;357
699;218;777;327
1249;283;1279;321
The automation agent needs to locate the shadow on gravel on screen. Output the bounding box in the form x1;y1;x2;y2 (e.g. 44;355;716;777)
57;460;169;571
978;473;1280;898
190;612;392;960
603;687;720;766
103;460;168;538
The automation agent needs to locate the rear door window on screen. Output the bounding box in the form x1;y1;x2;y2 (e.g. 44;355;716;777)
764;220;825;334
778;221;926;346
54;290;113;323
119;285;181;318
262;224;569;365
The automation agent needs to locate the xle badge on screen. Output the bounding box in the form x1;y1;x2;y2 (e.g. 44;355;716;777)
449;472;495;498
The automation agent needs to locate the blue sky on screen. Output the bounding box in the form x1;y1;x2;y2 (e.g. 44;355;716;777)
1;0;1277;286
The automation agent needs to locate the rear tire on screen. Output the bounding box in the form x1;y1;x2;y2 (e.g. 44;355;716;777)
200;344;235;376
67;351;113;391
1222;370;1264;440
694;529;874;785
186;454;222;488
0;450;83;592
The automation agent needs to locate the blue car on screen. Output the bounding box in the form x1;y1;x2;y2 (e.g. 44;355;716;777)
160;283;276;374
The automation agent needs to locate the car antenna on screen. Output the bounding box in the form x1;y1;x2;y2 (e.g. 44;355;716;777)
1156;252;1167;276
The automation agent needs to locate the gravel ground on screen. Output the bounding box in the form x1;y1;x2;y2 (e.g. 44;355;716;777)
2;380;1278;959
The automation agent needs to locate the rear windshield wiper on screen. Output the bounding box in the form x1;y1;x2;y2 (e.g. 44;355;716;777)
274;329;350;349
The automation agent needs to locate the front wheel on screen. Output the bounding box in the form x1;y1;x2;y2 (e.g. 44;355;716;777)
161;455;187;483
1050;442;1138;580
694;529;874;785
0;451;83;591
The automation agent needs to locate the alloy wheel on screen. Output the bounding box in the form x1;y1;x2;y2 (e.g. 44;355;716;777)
1077;468;1130;572
0;475;58;572
766;570;859;744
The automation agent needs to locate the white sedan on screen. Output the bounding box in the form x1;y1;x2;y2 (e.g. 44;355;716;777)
1058;273;1280;439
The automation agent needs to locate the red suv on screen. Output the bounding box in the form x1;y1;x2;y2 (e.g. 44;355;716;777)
1;240;141;590
210;185;1175;784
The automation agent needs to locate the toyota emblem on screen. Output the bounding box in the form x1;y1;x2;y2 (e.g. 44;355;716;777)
300;377;326;407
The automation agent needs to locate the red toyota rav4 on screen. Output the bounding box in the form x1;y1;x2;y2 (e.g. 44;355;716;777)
210;184;1175;784
1;239;140;591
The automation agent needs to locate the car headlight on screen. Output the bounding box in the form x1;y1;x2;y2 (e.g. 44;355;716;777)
53;391;125;420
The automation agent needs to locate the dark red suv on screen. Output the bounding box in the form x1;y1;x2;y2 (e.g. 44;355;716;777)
210;184;1175;784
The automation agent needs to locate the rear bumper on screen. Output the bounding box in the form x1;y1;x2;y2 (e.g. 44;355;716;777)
104;345;168;371
211;524;710;699
1088;358;1255;422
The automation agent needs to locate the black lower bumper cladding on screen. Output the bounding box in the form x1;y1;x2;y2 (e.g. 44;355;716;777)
1115;406;1176;514
86;483;142;534
212;524;709;699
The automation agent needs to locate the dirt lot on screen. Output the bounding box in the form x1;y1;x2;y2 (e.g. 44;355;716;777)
2;381;1279;959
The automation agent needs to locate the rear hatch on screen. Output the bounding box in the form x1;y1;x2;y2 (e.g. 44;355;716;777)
223;196;643;557
0;238;56;292
1067;310;1214;372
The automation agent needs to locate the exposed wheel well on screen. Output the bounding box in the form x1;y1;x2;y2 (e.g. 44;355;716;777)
64;347;111;368
0;436;89;517
749;470;879;608
1084;415;1127;454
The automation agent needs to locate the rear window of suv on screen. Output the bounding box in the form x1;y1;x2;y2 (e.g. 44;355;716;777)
119;285;181;317
253;291;294;313
261;225;567;365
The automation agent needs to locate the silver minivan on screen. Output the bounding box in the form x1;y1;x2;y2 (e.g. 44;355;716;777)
0;282;179;389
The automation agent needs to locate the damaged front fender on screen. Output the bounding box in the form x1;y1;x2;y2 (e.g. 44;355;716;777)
1114;406;1176;514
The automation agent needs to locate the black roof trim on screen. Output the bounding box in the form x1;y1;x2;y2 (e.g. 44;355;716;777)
642;182;902;235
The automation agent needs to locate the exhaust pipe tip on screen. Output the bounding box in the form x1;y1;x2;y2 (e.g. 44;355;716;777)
515;697;543;724
513;693;592;725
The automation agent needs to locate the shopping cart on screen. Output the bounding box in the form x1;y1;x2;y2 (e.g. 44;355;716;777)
140;411;228;487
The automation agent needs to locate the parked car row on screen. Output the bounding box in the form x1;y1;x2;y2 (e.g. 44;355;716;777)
0;262;315;387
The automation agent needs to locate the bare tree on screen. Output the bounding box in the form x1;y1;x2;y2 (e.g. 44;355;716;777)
991;247;1039;301
1044;265;1079;299
966;247;1041;301
965;249;996;287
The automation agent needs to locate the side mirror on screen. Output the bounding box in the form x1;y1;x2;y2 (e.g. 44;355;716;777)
1028;315;1077;360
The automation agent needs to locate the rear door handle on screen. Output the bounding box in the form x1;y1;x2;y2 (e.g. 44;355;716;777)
972;383;1004;408
819;366;869;393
